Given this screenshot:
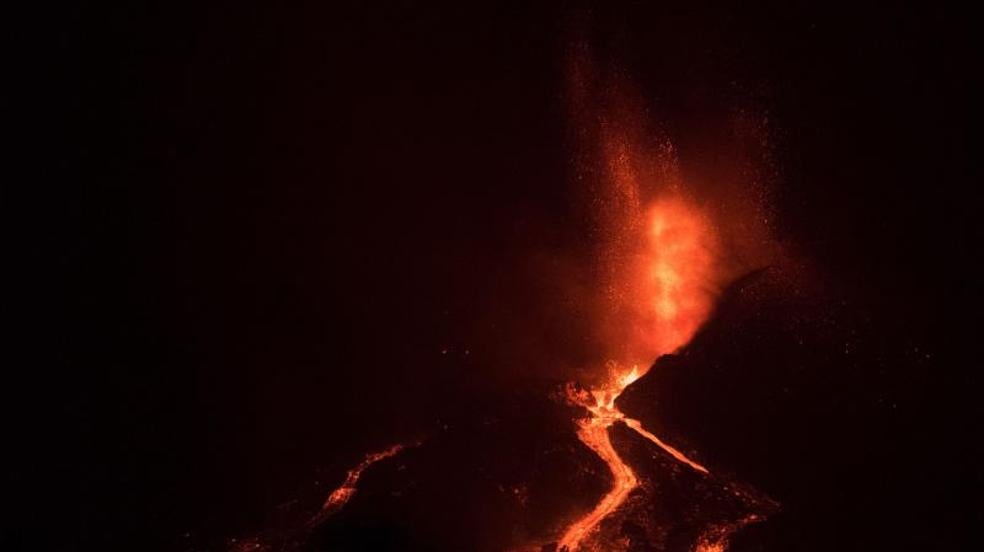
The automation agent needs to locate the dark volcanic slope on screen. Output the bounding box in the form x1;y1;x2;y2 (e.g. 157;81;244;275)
599;421;773;552
235;265;969;552
617;268;970;551
301;386;607;552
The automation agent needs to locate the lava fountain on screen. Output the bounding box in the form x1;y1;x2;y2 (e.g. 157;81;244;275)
274;39;776;552
551;36;779;548
558;198;718;551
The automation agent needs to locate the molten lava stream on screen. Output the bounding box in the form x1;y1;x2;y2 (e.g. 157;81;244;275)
553;187;729;550
622;417;708;474
558;370;709;551
558;409;638;550
308;443;408;527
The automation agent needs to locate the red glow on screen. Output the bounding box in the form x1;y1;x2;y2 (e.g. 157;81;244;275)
589;141;721;374
320;444;406;515
557;49;761;548
637;199;717;360
558;367;710;551
694;515;764;552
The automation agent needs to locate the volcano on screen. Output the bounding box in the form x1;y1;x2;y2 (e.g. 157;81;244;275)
226;26;788;552
226;269;817;552
44;2;979;552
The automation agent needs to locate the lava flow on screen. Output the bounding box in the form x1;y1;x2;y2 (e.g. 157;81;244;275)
559;361;716;550
312;443;407;523
558;364;710;551
558;196;724;551
693;515;764;552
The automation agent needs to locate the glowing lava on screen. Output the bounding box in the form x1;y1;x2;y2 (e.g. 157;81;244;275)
558;199;719;551
318;444;406;516
693;515;764;552
558;363;709;551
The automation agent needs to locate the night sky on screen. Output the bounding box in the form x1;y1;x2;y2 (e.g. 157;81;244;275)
19;2;980;551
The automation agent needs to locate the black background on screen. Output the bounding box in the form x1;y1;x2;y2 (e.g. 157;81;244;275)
17;1;980;550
